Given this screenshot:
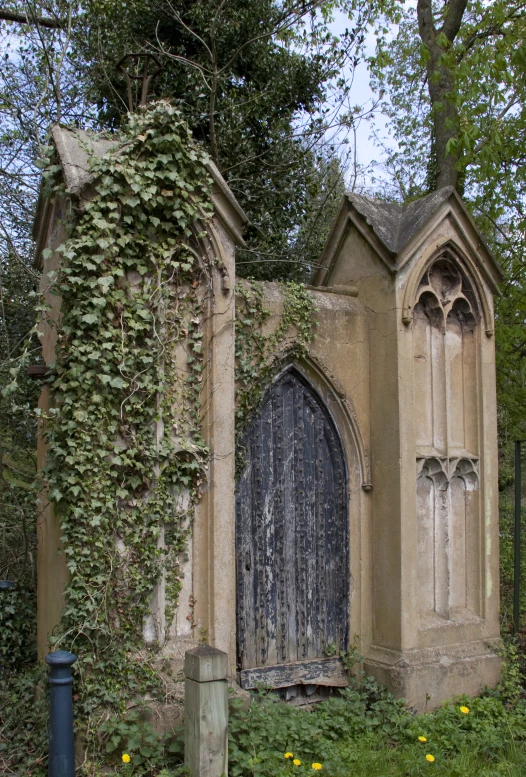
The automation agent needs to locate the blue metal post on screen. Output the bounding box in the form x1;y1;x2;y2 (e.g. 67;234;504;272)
45;650;77;777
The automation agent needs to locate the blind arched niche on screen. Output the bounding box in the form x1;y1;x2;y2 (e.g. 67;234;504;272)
412;255;481;621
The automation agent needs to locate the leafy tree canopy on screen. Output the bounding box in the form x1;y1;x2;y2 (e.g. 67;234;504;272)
369;0;526;440
70;0;400;278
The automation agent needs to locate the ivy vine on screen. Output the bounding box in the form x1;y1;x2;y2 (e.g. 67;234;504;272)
40;102;214;717
235;279;316;469
31;98;316;734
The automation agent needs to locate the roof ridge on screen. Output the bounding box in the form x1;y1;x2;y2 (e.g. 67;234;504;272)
345;188;455;254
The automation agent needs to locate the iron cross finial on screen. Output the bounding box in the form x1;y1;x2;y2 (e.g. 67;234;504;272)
117;52;163;112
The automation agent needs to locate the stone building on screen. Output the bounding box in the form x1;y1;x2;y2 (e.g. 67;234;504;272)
34;126;503;710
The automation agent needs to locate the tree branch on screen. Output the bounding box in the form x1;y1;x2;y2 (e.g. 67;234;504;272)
441;0;469;43
417;0;435;47
0;7;62;28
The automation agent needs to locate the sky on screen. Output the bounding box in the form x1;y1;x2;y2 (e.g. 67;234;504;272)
327;1;417;193
321;8;391;192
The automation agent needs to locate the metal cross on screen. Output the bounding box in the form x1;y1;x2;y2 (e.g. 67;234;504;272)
117;52;163;112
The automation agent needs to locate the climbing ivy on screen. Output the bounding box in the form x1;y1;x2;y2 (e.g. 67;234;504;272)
235;280;316;464
26;100;314;734
40;102;214;717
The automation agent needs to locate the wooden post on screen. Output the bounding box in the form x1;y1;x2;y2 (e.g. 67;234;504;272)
185;645;228;777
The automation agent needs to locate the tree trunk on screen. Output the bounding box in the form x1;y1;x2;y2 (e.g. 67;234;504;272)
417;0;468;191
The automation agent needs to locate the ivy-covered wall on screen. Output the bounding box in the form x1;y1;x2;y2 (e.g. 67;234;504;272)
34;98;501;731
34;102;246;721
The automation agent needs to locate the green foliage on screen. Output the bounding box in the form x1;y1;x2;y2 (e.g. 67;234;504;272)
72;0;387;279
98;708;185;775
324;636;364;675
228;669;526;777
370;0;526;440
0;232;40;676
0;1;93;687
0;665;48;776
489;640;524;706
400;695;526;755
226;633;526;777
499;486;525;634
234;279;316;462
228;681;407;777
339;641;365;676
330;739;526;777
0;585;36;670
40;101;213;721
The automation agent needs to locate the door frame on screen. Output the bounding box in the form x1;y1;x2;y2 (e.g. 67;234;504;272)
234;356;370;688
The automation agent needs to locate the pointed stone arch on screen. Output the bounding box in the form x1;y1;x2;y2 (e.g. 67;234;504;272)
402;240;494;336
267;349;371;491
235;363;354;687
411;246;484;623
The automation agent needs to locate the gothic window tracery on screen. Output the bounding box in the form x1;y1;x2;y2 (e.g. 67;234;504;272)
413;256;481;621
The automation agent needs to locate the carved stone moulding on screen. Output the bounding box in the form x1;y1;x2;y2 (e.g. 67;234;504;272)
413;257;478;332
402;244;494;337
416;456;479;484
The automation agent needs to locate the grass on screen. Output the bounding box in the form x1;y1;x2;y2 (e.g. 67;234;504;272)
226;677;526;777
68;672;526;776
336;742;526;777
328;737;526;776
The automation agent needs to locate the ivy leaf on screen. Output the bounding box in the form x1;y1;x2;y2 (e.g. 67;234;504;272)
109;377;127;388
81;313;99;324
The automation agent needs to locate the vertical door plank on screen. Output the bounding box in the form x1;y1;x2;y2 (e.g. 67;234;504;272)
236;368;349;673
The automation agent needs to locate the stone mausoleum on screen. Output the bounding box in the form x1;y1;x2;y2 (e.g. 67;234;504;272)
35;126;503;711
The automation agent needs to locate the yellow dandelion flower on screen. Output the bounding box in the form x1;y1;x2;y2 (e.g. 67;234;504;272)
284;753;294;759
312;763;322;770
425;754;435;763
293;759;301;766
122;754;131;764
459;705;469;714
418;736;427;742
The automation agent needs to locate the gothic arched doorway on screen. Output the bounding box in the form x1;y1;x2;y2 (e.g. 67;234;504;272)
235;367;349;688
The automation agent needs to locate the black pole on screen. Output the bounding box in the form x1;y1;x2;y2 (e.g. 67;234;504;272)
45;650;77;777
513;440;522;636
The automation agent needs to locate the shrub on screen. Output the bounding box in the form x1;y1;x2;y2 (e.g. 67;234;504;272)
0;585;37;672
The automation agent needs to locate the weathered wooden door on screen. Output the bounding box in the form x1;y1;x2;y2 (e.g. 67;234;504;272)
236;367;349;687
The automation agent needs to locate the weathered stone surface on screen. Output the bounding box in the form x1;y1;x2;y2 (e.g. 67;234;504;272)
51;126;116;194
47;126;248;240
346;188;455;255
314;187;503;286
35;124;502;712
34;126;247;667
308;187;502;709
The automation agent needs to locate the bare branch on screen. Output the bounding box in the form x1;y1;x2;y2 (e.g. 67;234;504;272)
164;0;213;61
472;93;521;154
0;7;62;28
219;1;324;75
